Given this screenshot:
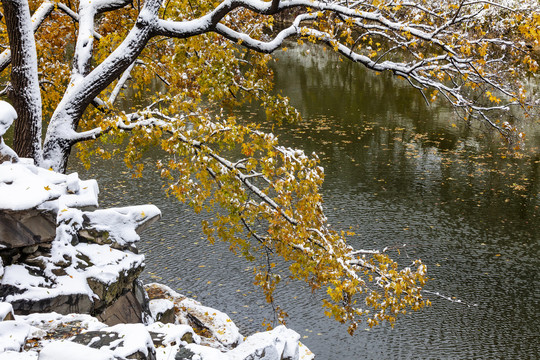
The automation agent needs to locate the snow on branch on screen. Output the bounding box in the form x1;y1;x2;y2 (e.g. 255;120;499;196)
39;0;537;171
214;14;312;53
0;1;54;73
81;108;428;331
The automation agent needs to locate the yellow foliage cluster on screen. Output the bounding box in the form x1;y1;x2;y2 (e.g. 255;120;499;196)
2;0;537;333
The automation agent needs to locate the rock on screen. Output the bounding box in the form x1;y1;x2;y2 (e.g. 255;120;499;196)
148;323;199;348
174;347;199;360
87;265;143;312
228;325;300;360
71;330;121;347
146;322;199;347
149;298;175;324
71;323;156;360
65;173;80;194
39;323;158;359
0;321;31;352
9;293;94;316
78;228;113;246
145;283;243;350
133;279;152;324
0;301;14;321
177;298;242;349
184;326;306;360
0;209;56;258
80;206;161;250
97;290;145;326
0;288;315;360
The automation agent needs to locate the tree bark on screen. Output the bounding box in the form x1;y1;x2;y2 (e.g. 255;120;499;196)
1;0;43;163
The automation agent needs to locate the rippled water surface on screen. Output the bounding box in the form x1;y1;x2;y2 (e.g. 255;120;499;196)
71;46;540;359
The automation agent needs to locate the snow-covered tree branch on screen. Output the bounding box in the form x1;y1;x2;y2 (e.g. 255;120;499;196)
0;0;538;333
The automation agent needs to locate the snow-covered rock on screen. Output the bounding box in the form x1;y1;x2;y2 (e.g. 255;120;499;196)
0;322;31;352
145;283;243;350
0;302;14;321
0;161;160;324
67;323;157;360
0;162;99;212
186;325;293;360
79;205;161;249
149;298;176;324
0;101;17;136
0;302;315;360
39;341;117;360
146;322;199;346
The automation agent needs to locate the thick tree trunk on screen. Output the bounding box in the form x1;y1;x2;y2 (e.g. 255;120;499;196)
2;0;43;163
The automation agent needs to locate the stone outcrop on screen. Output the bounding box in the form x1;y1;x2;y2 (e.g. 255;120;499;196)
0;160;161;324
0;209;56;253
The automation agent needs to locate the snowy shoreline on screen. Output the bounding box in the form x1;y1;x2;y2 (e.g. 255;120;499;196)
0;159;314;360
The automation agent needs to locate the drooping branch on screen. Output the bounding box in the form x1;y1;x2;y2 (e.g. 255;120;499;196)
213;14;312;53
116;109;428;331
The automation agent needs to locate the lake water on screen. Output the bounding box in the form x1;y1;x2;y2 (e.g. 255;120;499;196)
71;46;540;359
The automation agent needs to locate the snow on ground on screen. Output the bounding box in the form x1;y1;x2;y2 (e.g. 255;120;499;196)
0;161;98;212
0;306;315;360
0;322;31;352
39;341;116;360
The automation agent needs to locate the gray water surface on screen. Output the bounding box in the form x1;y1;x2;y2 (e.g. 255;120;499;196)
71;46;540;359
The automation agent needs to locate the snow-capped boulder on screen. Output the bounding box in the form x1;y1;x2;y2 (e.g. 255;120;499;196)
148;298;176;324
69;323;157;360
0;321;31;353
0;101;17;137
0;161;160;326
145;283;243;350
0;302;14;321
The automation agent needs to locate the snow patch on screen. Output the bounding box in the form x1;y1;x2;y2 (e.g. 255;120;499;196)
39;340;116;360
146;322;200;346
0;162;98;212
0;321;31;352
0;101;17;136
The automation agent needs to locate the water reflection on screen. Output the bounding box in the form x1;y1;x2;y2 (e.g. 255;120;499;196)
71;45;539;359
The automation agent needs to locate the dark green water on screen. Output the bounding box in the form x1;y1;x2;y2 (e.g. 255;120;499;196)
71;46;540;359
